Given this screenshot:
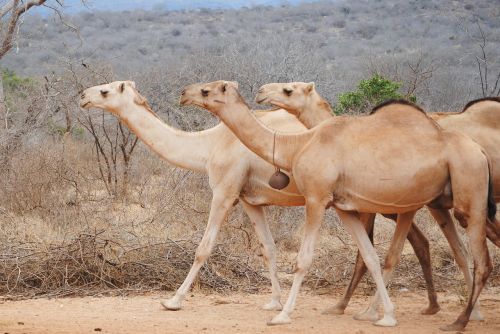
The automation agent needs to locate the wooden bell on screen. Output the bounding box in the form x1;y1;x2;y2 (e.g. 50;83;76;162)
269;169;290;190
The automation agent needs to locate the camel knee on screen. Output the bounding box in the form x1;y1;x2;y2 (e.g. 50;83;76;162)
475;259;493;283
383;255;399;272
419;232;430;250
194;246;212;264
362;253;381;273
294;254;314;274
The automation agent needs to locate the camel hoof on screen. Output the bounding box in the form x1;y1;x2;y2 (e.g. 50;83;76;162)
353;309;379;322
421;304;441;315
262;300;283;311
267;313;291;326
470;308;485;321
374;315;397;327
439;322;465;332
161;299;182;311
322;305;345;315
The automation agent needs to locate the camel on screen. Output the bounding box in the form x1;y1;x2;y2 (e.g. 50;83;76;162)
180;80;495;331
77;80;437;314
255;82;500;318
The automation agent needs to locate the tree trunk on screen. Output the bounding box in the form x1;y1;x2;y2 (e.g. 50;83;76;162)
0;74;6;129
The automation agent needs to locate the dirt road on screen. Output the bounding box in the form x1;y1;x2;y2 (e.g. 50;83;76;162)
1;290;499;333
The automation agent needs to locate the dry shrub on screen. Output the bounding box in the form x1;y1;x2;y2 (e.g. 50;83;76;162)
1;137;499;300
0;230;268;299
0;62;498;300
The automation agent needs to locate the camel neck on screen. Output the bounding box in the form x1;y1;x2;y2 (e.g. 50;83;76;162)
116;104;218;172
297;97;334;128
216;95;314;171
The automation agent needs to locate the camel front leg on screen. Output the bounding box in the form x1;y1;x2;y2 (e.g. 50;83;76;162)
241;202;282;311
428;207;483;321
161;191;237;311
354;211;416;322
323;212;375;315
336;210;396;327
267;198;326;326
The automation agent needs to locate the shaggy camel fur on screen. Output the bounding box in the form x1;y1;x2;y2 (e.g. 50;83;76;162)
78;81;435;313
256;82;500;319
180;80;495;331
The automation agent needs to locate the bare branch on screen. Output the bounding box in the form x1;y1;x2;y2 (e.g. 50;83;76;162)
0;0;47;59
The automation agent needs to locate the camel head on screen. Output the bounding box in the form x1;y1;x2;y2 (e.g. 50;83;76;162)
255;82;318;117
180;80;241;114
79;81;146;114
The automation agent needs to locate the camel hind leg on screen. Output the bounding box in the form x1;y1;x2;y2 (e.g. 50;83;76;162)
428;207;484;321
440;144;492;331
324;212;439;316
485;216;500;247
241;201;282;311
405;221;440;315
440;207;491;331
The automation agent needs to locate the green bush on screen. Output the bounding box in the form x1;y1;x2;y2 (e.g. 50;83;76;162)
336;74;415;114
2;68;34;111
2;68;32;92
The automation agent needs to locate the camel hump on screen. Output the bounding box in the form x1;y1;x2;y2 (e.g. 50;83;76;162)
462;97;500;112
369;99;440;130
370;99;425;115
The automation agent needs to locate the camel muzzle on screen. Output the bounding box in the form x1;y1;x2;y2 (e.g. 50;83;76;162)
80;101;91;108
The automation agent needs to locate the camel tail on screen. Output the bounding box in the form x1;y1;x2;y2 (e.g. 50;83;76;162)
485;164;500;248
487;168;497;222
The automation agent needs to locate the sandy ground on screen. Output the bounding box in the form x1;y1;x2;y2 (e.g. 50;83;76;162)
0;290;499;334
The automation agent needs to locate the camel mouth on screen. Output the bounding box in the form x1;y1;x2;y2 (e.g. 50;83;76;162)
179;97;191;106
255;94;272;105
80;101;91;108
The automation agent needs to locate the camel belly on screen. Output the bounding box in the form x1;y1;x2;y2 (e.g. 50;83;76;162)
333;158;449;214
240;176;305;207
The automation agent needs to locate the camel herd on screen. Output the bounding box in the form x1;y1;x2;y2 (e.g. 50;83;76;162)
79;80;500;331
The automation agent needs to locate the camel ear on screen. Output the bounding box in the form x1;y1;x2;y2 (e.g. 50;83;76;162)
125;81;136;89
222;81;239;92
119;82;126;93
306;82;315;93
133;90;147;105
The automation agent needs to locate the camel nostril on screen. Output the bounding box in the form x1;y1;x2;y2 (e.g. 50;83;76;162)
258;88;263;93
181;89;186;96
80;93;85;99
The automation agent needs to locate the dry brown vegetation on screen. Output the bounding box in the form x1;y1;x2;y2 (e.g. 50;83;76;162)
0;0;499;304
0;69;499;300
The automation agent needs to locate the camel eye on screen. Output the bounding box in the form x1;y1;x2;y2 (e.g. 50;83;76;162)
201;89;210;97
100;90;109;97
283;88;293;96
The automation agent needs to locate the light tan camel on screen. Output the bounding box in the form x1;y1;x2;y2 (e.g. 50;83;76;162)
77;80;434;313
255;82;500;318
79;80;307;311
78;81;442;316
180;80;495;331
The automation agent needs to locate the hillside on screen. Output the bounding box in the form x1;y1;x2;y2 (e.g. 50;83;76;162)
2;0;499;110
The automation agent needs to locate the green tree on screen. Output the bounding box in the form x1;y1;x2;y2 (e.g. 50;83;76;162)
336;74;416;114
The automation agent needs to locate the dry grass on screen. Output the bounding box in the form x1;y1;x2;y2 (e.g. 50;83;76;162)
0;138;499;301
